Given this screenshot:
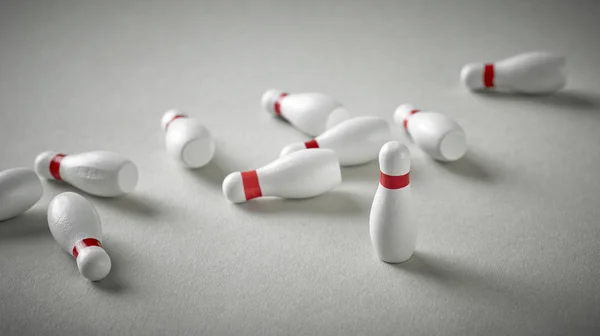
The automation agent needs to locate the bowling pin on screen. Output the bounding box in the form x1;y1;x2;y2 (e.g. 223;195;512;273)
222;149;341;203
280;116;393;166
34;150;138;197
47;192;111;281
161;110;215;168
369;141;416;263
461;51;566;94
261;89;350;136
394;104;467;162
0;168;43;221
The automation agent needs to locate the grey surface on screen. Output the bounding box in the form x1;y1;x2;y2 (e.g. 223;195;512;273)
1;0;600;335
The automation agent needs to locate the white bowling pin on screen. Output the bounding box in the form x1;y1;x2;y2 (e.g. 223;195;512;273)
261;89;350;136
222;149;341;203
394;104;467;162
461;51;566;94
161;110;215;168
47;192;111;281
280;116;393;166
369;141;416;263
0;168;43;221
34;150;138;197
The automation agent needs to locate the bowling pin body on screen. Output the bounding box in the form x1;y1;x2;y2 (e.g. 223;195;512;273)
222;149;341;203
369;141;416;263
34;150;138;197
461;51;566;94
47;192;111;281
161;110;215;168
261;89;350;136
394;104;467;162
280;116;393;166
0;168;43;221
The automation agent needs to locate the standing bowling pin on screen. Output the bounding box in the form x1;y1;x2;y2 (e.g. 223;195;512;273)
0;168;43;221
34;150;138;197
47;192;111;281
280;116;393;166
222;149;341;203
461;51;566;94
394;104;467;162
161;110;215;168
369;141;416;263
261;89;350;136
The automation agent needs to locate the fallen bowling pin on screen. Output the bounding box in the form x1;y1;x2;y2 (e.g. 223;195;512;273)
394;104;467;162
369;141;416;263
280;116;393;166
47;192;111;281
161;110;215;168
222;149;341;203
461;51;566;94
34;150;138;197
0;168;43;221
261;89;350;136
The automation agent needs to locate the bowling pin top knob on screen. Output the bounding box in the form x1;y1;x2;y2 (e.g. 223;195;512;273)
47;192;111;281
379;141;410;178
34;150;138;197
261;89;350;136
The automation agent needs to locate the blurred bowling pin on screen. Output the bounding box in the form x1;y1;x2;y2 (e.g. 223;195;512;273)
161;110;215;168
280;116;393;166
47;192;111;281
261;89;350;136
369;141;416;263
222;149;341;203
35;150;138;197
394;104;467;162
461;51;566;94
0;168;43;221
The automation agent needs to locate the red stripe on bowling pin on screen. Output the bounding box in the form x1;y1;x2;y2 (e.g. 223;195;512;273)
403;109;420;129
165;114;186;130
241;170;262;200
379;171;410;189
50;154;66;180
72;238;103;258
274;93;289;116
483;64;495;88
304;139;319;149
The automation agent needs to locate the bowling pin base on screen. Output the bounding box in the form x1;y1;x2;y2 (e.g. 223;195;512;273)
375;251;414;264
180;138;215;168
437;130;467;162
117;162;139;194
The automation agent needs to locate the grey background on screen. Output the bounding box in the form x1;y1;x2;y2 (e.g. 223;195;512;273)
1;0;599;335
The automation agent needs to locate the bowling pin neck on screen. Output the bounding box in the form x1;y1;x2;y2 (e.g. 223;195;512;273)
34;151;66;180
393;104;419;128
161;110;188;131
461;63;495;89
72;237;103;258
379;171;410;189
261;89;287;116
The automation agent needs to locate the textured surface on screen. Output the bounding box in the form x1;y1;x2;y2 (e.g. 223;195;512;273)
1;0;600;335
